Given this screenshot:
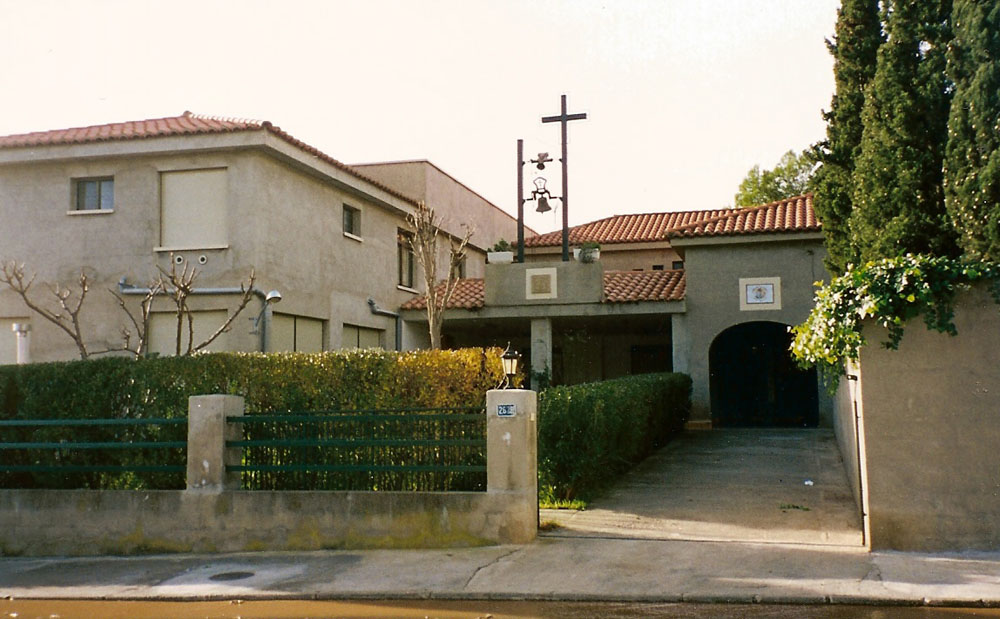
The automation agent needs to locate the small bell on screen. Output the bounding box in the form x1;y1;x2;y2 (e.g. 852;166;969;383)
536;196;552;213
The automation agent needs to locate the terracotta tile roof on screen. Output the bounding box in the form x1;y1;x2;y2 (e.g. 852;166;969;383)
0;112;265;147
400;279;485;310
0;112;415;206
524;210;729;248
602;270;685;303
400;271;685;311
667;194;819;239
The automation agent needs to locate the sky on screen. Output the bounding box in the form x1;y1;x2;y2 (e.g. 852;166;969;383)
0;0;840;233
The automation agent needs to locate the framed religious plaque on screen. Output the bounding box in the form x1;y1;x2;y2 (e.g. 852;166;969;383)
739;277;782;311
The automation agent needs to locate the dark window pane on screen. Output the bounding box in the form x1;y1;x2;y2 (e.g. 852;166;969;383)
77;180;98;210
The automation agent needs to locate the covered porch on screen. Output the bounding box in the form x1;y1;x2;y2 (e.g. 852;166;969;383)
400;260;687;388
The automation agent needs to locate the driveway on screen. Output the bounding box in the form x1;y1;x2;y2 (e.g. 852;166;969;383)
540;429;864;546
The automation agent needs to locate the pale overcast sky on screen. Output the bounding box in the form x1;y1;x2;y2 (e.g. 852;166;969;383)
0;0;839;232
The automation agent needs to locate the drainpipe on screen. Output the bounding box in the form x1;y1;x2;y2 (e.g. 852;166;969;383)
118;279;271;299
367;298;401;351
847;372;869;547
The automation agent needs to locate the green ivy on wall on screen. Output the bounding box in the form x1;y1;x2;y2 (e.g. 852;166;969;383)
790;255;1000;381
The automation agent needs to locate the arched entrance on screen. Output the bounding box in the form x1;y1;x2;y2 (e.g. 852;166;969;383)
709;321;818;427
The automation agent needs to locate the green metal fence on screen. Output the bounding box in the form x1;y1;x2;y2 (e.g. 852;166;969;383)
0;417;187;489
0;406;487;492
227;406;487;492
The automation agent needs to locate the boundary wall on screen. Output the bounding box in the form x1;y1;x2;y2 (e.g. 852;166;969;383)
0;390;537;556
832;285;1000;551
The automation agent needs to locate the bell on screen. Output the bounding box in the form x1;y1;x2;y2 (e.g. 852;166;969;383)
536;196;552;213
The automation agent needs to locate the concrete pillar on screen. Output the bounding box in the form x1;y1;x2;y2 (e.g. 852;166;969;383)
486;389;537;494
11;323;30;365
670;313;689;374
186;395;244;492
530;317;553;386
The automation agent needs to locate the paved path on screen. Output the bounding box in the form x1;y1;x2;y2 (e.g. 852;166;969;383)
3;540;1000;605
541;430;864;546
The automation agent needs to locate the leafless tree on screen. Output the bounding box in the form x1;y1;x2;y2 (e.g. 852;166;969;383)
407;201;473;349
155;257;256;355
1;257;257;360
0;261;93;359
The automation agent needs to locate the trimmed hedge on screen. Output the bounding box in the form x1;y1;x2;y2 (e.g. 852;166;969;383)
0;348;505;490
538;372;691;502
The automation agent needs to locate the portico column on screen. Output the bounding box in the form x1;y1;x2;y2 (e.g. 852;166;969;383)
671;314;690;373
530;317;553;387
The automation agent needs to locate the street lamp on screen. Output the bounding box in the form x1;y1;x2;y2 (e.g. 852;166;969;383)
501;344;521;389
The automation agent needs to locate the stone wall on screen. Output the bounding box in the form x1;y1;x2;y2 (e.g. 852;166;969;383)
0;391;538;556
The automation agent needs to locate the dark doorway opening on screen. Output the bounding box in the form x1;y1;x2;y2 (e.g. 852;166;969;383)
709;321;818;427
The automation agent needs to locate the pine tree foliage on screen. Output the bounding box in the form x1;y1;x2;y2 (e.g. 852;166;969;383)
811;0;882;273
944;0;1000;261
850;0;960;262
733;150;814;207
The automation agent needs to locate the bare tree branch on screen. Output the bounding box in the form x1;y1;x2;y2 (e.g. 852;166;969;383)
0;260;91;359
108;278;163;358
407;201;474;349
191;269;256;353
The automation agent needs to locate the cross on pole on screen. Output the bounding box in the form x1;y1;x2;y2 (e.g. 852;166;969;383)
542;94;587;261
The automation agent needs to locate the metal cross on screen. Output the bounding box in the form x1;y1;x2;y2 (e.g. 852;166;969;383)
542;94;587;261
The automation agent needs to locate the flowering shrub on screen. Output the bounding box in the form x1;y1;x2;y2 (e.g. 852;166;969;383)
790;255;1000;379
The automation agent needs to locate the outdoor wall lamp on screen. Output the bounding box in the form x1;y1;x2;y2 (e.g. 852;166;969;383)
251;290;283;352
501;344;521;389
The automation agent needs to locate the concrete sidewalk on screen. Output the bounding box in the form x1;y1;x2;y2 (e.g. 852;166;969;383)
2;537;1000;605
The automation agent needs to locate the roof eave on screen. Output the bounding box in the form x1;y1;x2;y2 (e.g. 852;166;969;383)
668;231;824;247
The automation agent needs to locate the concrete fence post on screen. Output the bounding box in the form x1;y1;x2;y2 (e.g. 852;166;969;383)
186;395;245;492
486;389;537;494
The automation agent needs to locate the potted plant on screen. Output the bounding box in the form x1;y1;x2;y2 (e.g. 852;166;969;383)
576;241;601;263
488;239;515;264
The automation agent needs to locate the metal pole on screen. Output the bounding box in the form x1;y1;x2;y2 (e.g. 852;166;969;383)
517;139;525;263
559;95;569;262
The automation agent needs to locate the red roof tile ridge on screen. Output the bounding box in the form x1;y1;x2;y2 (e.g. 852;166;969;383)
183;110;267;127
666;194;816;238
525;209;727;247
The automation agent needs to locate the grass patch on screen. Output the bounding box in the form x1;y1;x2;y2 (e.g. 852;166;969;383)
539;497;587;510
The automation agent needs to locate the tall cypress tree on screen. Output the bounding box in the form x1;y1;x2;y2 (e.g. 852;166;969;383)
811;0;882;273
850;0;959;262
944;0;1000;261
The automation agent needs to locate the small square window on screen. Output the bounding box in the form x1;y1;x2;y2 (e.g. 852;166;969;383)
652;264;664;271
343;204;361;237
672;260;684;270
74;178;114;211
